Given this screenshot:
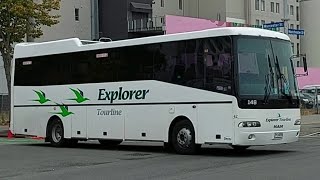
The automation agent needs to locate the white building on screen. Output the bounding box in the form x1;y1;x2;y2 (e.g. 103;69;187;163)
35;0;93;42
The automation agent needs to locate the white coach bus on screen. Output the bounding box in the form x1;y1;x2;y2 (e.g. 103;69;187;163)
10;27;306;154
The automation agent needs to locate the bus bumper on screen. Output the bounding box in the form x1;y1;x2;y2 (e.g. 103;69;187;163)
234;130;300;146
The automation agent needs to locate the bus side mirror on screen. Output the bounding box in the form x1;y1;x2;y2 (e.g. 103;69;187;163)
303;57;308;73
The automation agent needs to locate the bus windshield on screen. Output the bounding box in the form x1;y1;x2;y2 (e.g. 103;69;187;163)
236;37;299;109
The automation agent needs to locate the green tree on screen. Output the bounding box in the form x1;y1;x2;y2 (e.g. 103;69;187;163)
0;0;60;96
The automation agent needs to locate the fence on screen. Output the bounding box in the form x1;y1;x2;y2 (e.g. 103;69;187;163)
128;16;165;33
0;95;9;125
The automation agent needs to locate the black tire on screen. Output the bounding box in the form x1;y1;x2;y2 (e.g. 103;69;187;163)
66;139;79;147
231;145;250;151
48;119;66;147
163;142;173;152
171;120;199;155
98;140;122;146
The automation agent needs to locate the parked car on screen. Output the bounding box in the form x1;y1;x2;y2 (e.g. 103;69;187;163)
300;92;315;109
301;85;320;104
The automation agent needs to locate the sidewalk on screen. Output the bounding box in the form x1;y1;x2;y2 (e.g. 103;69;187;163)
301;114;320;125
300;114;320;136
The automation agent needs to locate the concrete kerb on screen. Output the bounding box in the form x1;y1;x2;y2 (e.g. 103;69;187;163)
0;126;30;139
0;126;8;137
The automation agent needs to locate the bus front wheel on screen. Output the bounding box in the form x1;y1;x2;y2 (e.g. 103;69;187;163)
48;119;66;147
171;120;200;155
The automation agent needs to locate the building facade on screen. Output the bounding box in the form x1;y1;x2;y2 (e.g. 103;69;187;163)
98;0;154;41
249;0;301;66
300;0;319;67
35;0;93;42
154;0;246;23
153;0;227;21
152;0;301;65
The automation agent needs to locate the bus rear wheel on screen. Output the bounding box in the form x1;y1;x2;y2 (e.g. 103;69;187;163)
98;140;122;146
171;120;199;155
48;119;66;147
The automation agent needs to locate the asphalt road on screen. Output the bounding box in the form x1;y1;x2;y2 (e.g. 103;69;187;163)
1;137;320;180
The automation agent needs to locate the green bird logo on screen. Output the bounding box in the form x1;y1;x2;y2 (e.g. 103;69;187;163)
52;104;74;117
68;88;89;103
32;90;51;104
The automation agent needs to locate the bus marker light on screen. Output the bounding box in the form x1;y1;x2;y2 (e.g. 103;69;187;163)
22;61;32;65
238;121;261;127
96;53;108;58
248;134;255;140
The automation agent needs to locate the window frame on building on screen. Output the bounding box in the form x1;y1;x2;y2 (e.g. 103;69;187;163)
271;2;275;12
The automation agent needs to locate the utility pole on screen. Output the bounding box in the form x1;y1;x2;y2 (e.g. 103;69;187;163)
91;0;99;40
26;17;35;42
198;0;200;18
282;0;290;34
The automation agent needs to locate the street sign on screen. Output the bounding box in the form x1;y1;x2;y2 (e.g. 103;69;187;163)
263;22;284;29
288;29;305;36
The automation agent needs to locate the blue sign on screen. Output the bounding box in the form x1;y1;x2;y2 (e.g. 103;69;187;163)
263;22;284;29
288;29;305;35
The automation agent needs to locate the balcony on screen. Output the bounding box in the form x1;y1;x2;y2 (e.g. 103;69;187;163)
128;16;165;34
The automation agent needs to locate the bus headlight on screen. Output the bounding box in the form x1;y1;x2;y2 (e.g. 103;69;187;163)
238;121;261;128
294;119;301;125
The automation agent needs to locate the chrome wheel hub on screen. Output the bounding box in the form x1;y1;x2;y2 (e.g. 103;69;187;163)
177;128;192;148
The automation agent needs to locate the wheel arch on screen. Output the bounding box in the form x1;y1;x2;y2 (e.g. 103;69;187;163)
167;115;196;144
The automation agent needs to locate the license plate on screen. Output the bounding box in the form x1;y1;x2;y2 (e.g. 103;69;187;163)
274;132;283;140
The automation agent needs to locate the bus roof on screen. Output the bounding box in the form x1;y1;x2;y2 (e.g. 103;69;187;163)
14;27;290;59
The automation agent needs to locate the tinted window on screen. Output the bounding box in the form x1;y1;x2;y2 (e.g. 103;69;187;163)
14;36;233;95
154;37;232;94
124;44;157;81
154;39;205;89
204;37;232;94
14;50;118;86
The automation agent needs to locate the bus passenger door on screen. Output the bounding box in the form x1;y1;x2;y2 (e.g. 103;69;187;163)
197;43;234;144
70;107;87;138
197;104;233;144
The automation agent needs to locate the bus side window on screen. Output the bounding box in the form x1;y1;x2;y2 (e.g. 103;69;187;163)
204;37;232;94
125;45;154;81
155;39;205;89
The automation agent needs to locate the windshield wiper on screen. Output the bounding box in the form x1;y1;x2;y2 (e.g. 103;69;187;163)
274;56;293;104
264;55;274;104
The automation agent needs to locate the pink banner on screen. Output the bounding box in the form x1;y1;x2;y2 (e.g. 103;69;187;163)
165;15;230;34
296;67;320;89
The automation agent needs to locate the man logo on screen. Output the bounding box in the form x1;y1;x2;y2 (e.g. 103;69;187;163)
274;125;283;128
